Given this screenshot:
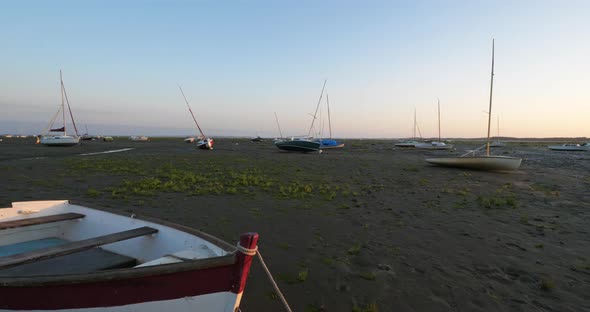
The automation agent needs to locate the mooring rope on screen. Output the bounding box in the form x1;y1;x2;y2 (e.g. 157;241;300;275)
237;244;293;312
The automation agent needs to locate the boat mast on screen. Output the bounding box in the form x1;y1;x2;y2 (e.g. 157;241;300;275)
274;112;284;139
326;93;332;139
486;39;495;156
437;98;441;142
179;85;206;138
413;108;416;140
61;71;80;136
61;71;66;135
307;80;327;137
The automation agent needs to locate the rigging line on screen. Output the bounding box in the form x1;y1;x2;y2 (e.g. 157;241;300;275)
274;112;283;139
61;74;80;136
178;85;206;138
307;79;327;137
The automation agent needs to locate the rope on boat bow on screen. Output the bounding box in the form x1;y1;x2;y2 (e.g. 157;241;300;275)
237;244;293;312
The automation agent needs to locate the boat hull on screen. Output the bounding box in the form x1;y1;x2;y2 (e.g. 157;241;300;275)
415;142;454;150
40;136;80;146
548;144;589;151
197;138;214;150
275;140;321;152
426;156;522;171
318;139;344;149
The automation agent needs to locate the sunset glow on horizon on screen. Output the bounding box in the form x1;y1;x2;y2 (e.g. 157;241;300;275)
1;1;588;138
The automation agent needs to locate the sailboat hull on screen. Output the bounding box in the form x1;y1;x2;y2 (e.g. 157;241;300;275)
40;136;80;146
426;156;522;171
275;140;321;153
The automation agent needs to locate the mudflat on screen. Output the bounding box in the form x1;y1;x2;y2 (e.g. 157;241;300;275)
1;137;589;311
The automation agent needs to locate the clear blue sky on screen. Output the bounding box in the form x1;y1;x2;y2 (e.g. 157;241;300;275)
1;0;589;138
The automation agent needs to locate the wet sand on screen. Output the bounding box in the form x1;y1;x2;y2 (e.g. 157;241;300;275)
1;137;589;311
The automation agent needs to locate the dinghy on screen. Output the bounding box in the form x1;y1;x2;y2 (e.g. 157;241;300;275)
0;200;258;311
426;39;522;171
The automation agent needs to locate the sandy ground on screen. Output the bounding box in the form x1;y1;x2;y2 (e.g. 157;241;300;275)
1;137;589;311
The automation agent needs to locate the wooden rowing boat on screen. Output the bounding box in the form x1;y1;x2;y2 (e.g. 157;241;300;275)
0;200;257;311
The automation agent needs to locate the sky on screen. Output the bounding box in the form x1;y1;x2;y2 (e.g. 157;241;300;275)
1;0;589;138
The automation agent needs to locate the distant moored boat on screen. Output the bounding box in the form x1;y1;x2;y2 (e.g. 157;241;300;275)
40;71;81;147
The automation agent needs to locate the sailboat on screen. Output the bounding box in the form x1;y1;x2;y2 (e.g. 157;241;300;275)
179;86;213;150
40;71;81;147
489;116;506;147
426;39;522;171
274;81;323;153
317;94;344;149
415;99;454;150
395;108;423;147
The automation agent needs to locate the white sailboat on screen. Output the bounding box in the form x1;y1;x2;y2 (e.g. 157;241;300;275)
179;86;213;150
489;116;506;147
395;108;423;147
40;71;81;147
415;99;454;150
426;39;522;171
548;142;590;151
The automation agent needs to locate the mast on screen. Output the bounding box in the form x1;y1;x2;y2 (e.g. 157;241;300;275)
486;39;495;156
60;71;66;135
326;93;332;139
179;85;206;138
274;112;284;139
307;80;327;137
413;108;416;139
437;98;441;142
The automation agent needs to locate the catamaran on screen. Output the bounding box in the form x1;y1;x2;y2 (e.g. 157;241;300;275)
426;39;522;171
40;71;81;147
179;86;213;150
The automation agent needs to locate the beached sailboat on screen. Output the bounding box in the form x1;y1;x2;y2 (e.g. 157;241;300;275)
274;82;324;153
395;108;423;147
317;94;344;149
40;71;81;147
129;136;149;142
548;142;590;151
415;99;454;150
489;116;506;147
0;200;259;311
179;86;213;150
426;39;522;171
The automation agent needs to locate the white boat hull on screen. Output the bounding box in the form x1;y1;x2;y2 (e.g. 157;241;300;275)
548;144;589;151
415;142;454;150
426;156;522;171
40;136;80;146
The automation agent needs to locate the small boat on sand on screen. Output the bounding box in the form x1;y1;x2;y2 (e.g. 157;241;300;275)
415;100;454;150
548;143;590;151
0;200;258;311
275;137;322;153
40;71;81;147
426;39;522;171
129;136;149;141
179;86;214;150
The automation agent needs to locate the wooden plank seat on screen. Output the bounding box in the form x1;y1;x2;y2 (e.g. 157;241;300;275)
0;213;85;230
0;238;137;276
0;226;158;270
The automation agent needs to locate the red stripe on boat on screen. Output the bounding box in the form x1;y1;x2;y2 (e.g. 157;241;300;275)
0;264;234;309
